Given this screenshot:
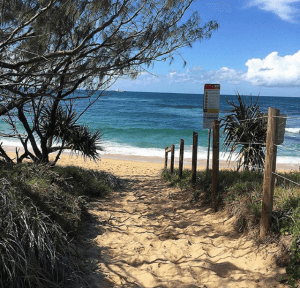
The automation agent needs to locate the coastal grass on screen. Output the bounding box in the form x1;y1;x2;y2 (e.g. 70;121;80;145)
161;168;300;229
0;161;121;288
161;168;300;286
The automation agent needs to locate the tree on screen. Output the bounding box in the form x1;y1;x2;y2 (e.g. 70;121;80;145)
2;96;103;164
220;93;267;172
0;0;219;164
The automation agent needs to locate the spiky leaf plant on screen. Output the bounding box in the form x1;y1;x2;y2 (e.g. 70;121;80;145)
40;104;103;162
220;93;267;172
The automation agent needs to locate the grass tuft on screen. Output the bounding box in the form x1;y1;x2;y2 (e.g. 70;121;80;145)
0;178;73;288
0;161;122;286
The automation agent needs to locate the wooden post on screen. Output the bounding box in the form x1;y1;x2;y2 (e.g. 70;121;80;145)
206;129;211;173
260;107;279;240
212;120;219;212
191;132;198;184
170;144;175;174
165;146;168;169
179;139;184;178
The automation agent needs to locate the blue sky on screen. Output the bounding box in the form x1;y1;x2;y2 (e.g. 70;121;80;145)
111;0;300;97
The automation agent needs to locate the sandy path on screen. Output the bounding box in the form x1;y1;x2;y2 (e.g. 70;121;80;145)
75;173;288;288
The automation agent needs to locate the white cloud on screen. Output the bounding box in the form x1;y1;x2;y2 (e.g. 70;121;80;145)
210;67;245;84
113;50;300;90
164;66;244;85
151;50;300;88
169;71;177;77
245;50;300;86
164;51;300;87
246;0;300;23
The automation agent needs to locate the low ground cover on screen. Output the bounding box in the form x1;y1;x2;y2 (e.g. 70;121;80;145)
0;161;121;288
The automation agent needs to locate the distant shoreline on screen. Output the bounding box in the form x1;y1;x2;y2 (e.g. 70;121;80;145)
100;153;299;172
2;136;300;167
3;147;298;174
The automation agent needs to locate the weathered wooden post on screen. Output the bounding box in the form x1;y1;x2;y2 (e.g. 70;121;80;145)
260;107;279;240
212;120;219;212
191;132;198;184
170;144;175;174
206;129;211;173
165;146;168;169
179;139;184;178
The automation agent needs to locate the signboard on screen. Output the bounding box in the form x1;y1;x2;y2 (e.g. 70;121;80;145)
203;84;220;129
277;114;287;145
263;113;287;145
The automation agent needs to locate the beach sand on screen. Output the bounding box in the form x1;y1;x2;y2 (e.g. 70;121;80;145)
29;153;290;288
51;153;299;178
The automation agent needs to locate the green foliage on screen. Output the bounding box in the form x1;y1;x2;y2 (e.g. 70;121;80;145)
276;198;300;235
276;173;300;188
0;0;219;164
0;179;73;288
287;231;300;287
0;161;121;287
283;204;300;287
161;168;191;191
0;0;219;115
239;218;246;232
0;162;120;235
40;103;103;161
162;168;264;204
2;100;103;164
273;196;300;287
220;92;267;172
52;165;121;197
246;201;262;217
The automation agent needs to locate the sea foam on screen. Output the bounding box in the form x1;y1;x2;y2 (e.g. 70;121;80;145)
1;137;299;165
286;128;300;134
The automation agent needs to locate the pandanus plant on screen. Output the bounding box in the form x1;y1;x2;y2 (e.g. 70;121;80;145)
221;93;267;172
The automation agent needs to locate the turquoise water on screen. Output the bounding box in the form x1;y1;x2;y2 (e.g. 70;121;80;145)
1;90;300;164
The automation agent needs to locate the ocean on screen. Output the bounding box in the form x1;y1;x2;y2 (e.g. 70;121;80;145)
1;90;300;165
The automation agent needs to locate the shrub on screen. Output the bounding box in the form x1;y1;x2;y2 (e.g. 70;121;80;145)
0;179;73;288
220;92;267;172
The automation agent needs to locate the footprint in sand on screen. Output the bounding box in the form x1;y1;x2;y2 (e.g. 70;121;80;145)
75;175;288;288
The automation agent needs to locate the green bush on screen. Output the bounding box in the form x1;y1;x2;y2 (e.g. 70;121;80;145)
161;168;191;191
0;161;122;286
0;162;121;235
53;165;121;196
0;180;73;288
220;93;267;172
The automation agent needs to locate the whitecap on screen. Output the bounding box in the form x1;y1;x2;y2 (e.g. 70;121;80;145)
285;128;300;134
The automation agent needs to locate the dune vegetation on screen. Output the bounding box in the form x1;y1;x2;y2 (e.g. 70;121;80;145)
0;161;122;288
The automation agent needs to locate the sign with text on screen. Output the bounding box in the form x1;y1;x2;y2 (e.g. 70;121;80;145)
203;84;220;129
